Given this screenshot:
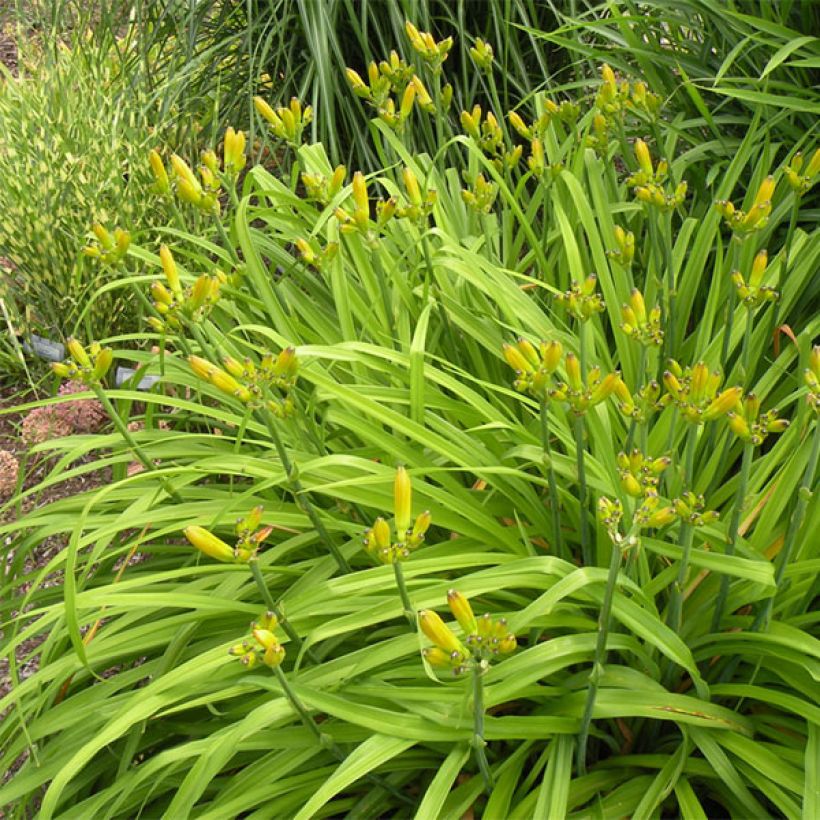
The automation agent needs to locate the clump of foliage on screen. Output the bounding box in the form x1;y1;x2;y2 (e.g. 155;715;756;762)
0;36;169;346
1;12;819;820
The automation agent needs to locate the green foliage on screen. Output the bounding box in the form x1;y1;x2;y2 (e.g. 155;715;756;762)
2;8;820;820
0;37;168;343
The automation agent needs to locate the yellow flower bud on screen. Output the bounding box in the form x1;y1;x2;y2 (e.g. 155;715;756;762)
394;466;412;534
566;353;582;390
502;342;532;373
184;525;234;562
66;338;89;368
635;139;653;176
189;355;215;381
159;245;182;297
447;589;477;634
149;149;170;194
419;610;465;656
703;387;743;421
92;348;113;380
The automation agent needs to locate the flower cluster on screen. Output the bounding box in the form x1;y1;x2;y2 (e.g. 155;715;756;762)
184;506;273;564
395;166;437;223
620;288;663;346
731;249;778;310
469;38;493;72
502;338;563;398
608;225;635;267
295;238;339;272
362;466;431;564
230;611;285;669
405;21;452;72
783;149;820;195
617;449;671;497
51;339;113;387
189;346;298;417
461;172;498;213
672;492;719;527
420;590;516;676
550;353;621;416
715;176;776;236
335;171;396;243
461;105;521;171
148;244;222;332
555;274;606;322
254;97;313;146
662;361;742;424
614;380;662;423
627;139;687;211
727;393;789;445
346;48;449;131
82;223;130;266
301;165;346;206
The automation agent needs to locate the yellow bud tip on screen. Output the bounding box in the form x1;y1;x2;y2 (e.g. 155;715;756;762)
394;466;412;534
184;525;234;562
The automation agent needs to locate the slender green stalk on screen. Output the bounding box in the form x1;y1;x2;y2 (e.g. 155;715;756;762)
577;533;625;776
739;308;754;385
711;441;754;631
94;387;183;503
662;210;676;360
392;560;415;627
720;238;741;375
574;415;591;566
666;424;698;634
472;662;494;792
249;559;314;661
540;398;564;559
260;412;351;574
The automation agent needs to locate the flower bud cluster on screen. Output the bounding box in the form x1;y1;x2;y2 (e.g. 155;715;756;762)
614;379;662;423
550;353;621;416
301;165;346;206
617;449;671;497
608;225;635;267
334;171;396;243
184;506;273;564
254;96;313;146
731;249;778;310
405;21;453;72
51;339;113;386
189;347;298;416
502;338;563;398
673;492;719;527
396;167;438;223
461;172;498;213
727;393;789;445
663;361;742;424
469;38;494;73
151;151;223;215
362;467;431;564
620;288;663;346
627;139;687;211
82;223;130;266
148;244;222;332
420;591;516;676
715;176;775;236
230;611;285;669
461;105;521;171
295;238;339;272
783;149;820;195
555;274;606;322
